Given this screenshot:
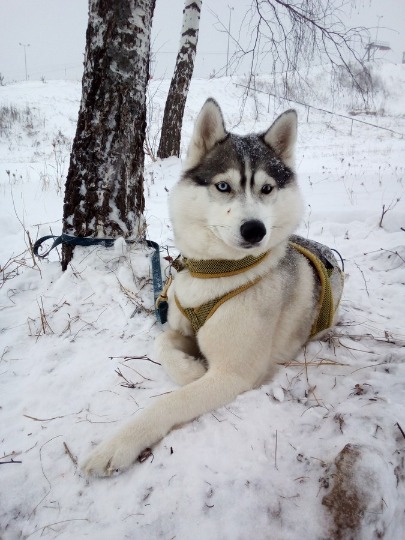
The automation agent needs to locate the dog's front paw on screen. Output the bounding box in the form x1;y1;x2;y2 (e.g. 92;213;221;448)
82;433;142;477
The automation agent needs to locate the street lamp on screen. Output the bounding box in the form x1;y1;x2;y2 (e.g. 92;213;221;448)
19;42;30;81
226;5;234;76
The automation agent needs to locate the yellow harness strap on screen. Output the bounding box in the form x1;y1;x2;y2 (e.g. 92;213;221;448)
174;277;262;334
182;251;270;278
289;242;335;337
174;243;338;337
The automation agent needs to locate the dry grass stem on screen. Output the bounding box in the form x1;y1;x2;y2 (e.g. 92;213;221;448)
115;367;148;389
23;409;83;422
279;359;347;367
63;441;78;467
109;355;161;366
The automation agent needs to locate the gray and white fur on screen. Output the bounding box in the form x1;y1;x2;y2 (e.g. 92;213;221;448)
83;99;338;476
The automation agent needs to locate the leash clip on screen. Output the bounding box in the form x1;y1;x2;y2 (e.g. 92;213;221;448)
156;275;173;309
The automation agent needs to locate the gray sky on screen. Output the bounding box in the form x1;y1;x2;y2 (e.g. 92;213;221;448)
0;0;404;82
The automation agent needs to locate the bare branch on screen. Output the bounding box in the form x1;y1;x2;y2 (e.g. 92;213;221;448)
216;0;370;106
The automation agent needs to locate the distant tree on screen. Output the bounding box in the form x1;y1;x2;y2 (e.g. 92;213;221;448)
215;0;368;98
157;0;202;159
62;0;155;270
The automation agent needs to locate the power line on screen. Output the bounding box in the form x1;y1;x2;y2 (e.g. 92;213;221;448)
235;83;404;138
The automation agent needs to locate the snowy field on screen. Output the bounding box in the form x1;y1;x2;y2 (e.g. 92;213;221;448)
1;66;405;539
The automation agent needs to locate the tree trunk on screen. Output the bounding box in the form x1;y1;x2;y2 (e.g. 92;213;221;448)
62;0;156;270
157;0;202;159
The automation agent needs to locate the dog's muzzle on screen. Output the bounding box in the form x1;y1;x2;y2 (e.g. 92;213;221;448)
240;219;266;245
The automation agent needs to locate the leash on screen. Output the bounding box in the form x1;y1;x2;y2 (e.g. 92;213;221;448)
33;233;117;258
33;233;168;324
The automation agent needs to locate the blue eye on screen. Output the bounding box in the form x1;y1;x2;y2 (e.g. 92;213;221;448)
261;184;273;194
216;182;231;193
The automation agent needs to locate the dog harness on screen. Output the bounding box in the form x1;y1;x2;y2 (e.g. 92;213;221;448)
290;240;338;336
171;236;344;338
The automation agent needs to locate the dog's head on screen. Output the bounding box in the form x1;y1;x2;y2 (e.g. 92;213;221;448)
169;99;304;259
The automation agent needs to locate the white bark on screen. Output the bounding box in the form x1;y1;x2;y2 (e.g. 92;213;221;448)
157;0;202;159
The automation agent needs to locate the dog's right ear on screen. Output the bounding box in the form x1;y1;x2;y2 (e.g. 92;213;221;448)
184;98;227;170
263;109;297;168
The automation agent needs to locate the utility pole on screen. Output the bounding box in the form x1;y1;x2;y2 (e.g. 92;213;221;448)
365;15;389;62
19;42;30;81
375;15;383;42
226;5;233;76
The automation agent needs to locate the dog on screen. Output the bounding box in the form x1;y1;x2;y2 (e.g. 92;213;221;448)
83;98;343;476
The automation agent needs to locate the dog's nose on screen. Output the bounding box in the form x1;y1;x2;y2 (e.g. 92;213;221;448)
240;220;266;244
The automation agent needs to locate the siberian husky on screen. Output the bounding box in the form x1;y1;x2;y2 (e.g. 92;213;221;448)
83;99;343;476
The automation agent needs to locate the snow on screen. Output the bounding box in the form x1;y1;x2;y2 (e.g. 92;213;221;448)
1;66;405;539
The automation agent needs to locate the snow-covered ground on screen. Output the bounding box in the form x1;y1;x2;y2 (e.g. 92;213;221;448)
1;66;404;539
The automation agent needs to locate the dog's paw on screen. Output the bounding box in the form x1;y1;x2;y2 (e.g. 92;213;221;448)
82;434;141;477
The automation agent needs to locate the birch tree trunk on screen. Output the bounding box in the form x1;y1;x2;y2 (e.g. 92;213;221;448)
62;0;155;270
157;0;202;159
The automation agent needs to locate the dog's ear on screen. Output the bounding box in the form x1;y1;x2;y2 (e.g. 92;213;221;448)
184;98;227;169
263;110;297;167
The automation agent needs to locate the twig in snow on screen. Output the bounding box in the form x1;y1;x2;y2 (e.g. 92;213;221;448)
38;297;53;335
26;230;38;269
307;386;325;408
71;307;107;340
294;476;310;483
325;328;405;348
353;261;369;297
1;450;21;460
379;197;400;228
26;519;89;539
149;390;172;399
382;248;405;265
9;186;41;277
109;354;161;366
274;430;278;470
63;442;78;467
115;274;153;316
29;435;62;519
1;249;36;290
330;337;373;355
23;409;83;422
350;361;388;374
79;415;119;424
225;406;243;420
27;297;54;340
0;458;22;465
138;448;154;463
396;422;405;440
115;367;148;388
0;346;10;363
301;403;329;416
278;359;347;367
118;362;153;381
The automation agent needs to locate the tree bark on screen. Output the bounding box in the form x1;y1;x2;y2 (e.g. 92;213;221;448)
157;0;202;159
62;0;155;270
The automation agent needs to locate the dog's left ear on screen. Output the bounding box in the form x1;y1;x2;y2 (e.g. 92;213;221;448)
184;98;227;170
263;109;297;167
